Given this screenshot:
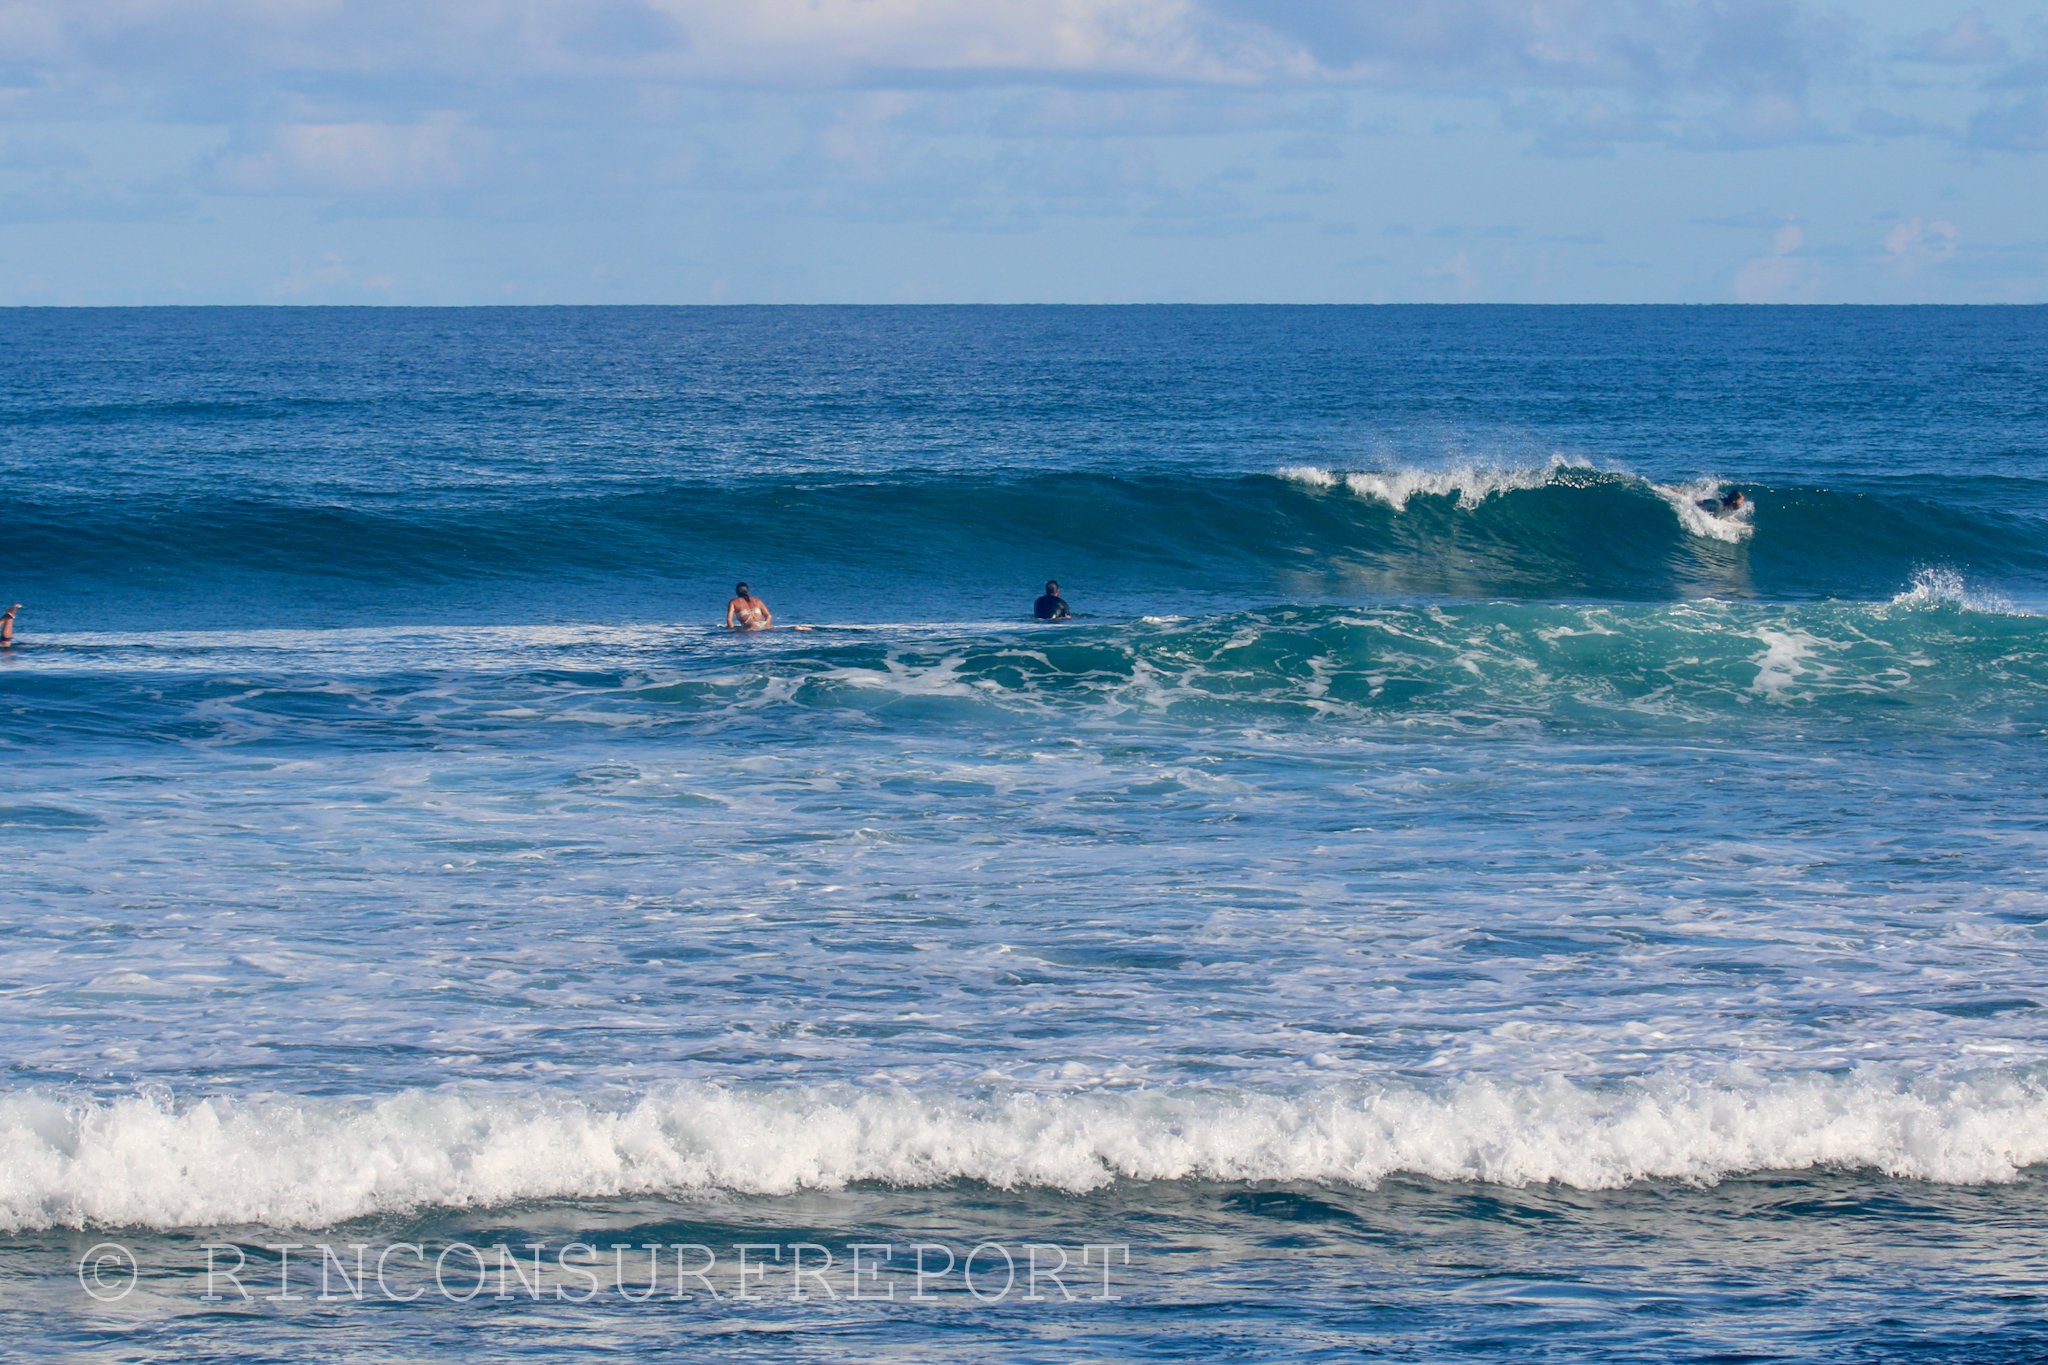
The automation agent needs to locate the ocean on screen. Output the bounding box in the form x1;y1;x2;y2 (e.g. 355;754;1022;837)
4;304;2047;1361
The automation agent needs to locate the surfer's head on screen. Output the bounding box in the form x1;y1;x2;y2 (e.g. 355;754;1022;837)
1721;490;1745;510
735;582;751;597
1046;581;1059;595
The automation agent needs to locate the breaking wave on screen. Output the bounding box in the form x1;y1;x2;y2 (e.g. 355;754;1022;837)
11;465;2048;628
7;1071;2047;1231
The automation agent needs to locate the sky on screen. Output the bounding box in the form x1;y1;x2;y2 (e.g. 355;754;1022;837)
0;1;2044;304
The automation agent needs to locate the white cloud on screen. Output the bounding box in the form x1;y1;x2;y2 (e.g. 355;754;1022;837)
0;0;2034;305
1732;252;1816;302
0;1;1865;103
1732;218;1820;301
270;249;398;297
1683;90;1831;148
1424;249;1479;294
0;2;1937;175
0;1;1302;97
1878;216;1958;275
205;113;479;194
1214;0;1857;98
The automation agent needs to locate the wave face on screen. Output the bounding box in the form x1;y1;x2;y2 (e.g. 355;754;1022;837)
11;465;2048;629
9;1073;2048;1231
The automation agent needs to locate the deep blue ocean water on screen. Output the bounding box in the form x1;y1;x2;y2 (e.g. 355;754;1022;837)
5;304;2048;1361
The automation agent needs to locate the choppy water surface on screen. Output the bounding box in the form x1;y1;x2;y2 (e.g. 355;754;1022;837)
4;306;2047;1361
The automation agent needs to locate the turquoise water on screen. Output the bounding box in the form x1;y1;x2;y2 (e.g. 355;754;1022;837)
5;306;2048;1360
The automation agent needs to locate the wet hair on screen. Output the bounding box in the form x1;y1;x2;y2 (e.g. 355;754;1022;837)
735;582;750;595
1045;581;1059;594
1722;490;1744;507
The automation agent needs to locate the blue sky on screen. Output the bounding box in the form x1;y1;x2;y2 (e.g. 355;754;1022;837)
1;1;2044;304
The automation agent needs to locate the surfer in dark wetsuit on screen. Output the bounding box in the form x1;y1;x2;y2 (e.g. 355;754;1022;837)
1034;581;1072;621
1698;488;1746;514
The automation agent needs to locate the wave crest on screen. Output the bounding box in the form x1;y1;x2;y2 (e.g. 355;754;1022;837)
1277;460;1563;511
1277;460;1753;543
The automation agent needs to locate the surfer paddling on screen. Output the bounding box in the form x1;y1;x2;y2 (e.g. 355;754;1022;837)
725;583;773;631
1034;581;1072;621
0;604;17;647
1698;488;1746;514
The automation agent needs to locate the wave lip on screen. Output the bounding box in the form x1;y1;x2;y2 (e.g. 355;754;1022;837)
1279;459;1753;544
6;1072;2046;1231
1277;460;1563;511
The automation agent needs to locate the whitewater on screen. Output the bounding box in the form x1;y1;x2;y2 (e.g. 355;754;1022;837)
5;304;2048;1362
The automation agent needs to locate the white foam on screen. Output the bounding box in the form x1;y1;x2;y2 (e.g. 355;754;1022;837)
6;1072;2046;1231
1891;567;2021;615
1750;628;1824;699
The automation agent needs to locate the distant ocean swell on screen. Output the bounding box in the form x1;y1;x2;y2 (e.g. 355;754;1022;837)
7;592;2044;749
13;464;2048;605
7;1072;2047;1231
